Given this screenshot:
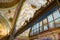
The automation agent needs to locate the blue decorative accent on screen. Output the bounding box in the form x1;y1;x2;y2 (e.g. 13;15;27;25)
19;5;59;34
35;5;59;24
28;5;59;28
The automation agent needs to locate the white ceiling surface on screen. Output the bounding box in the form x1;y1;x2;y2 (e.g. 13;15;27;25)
0;0;54;37
0;0;14;3
16;2;36;30
16;0;47;30
26;0;47;8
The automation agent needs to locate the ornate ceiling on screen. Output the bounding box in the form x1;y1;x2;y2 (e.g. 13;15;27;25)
16;0;48;30
0;14;11;39
0;0;58;39
0;0;20;8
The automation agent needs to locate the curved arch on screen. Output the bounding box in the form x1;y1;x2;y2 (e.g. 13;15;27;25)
0;0;20;8
0;14;11;38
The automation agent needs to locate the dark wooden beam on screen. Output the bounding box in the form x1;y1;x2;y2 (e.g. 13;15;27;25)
10;0;26;35
14;1;57;37
56;0;60;7
0;0;26;40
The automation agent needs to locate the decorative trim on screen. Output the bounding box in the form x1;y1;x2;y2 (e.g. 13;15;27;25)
56;0;60;7
0;0;20;8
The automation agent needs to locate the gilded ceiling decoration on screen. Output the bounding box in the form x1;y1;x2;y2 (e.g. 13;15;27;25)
15;0;48;30
0;4;18;29
0;0;57;38
0;0;20;8
0;2;18;39
0;14;11;39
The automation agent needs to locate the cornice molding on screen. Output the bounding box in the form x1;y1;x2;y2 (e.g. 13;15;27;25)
0;0;20;8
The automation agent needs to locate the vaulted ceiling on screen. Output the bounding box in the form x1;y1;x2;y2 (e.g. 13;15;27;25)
0;0;59;40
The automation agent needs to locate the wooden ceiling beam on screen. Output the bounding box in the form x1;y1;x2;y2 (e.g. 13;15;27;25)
14;1;57;37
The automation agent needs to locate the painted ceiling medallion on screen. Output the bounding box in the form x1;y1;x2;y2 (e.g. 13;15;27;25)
0;0;20;8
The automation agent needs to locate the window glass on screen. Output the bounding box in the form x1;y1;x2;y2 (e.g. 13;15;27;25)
32;27;34;30
36;28;39;34
33;29;37;33
37;23;40;28
32;23;40;33
33;29;37;35
44;24;48;30
49;21;54;28
43;18;47;24
39;21;42;26
55;18;60;27
40;26;42;32
33;24;37;30
48;14;53;22
53;10;60;19
30;31;33;35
